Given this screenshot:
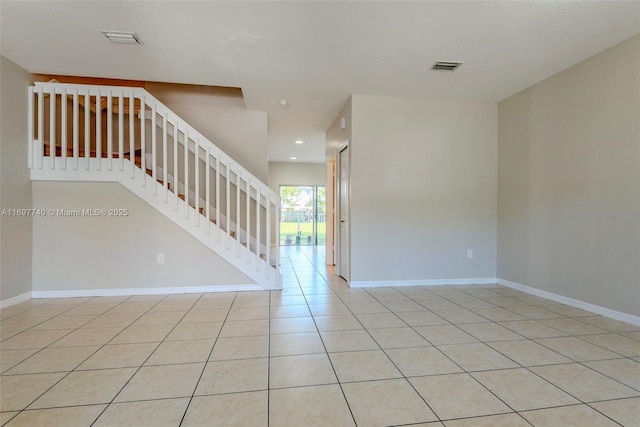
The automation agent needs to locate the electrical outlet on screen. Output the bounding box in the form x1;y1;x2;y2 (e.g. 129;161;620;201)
467;249;473;259
157;253;165;264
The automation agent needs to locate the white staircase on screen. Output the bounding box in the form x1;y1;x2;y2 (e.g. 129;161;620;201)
28;82;281;290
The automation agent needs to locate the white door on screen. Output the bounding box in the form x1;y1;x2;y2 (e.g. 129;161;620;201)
338;144;350;281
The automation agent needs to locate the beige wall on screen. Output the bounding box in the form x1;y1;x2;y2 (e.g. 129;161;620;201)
498;35;640;316
0;56;33;302
32;181;253;292
349;94;498;283
268;162;326;193
145;83;269;184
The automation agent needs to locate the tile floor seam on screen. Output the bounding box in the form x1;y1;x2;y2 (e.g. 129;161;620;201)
332;286;444;423
290;249;359;427
516;402;625;427
361;286;554;423
175;292;237;427
2;293;174;425
88;293;206;427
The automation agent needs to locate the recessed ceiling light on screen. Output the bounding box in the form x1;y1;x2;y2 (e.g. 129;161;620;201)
290;157;297;160
432;61;463;71
102;31;142;45
279;100;289;107
295;140;303;144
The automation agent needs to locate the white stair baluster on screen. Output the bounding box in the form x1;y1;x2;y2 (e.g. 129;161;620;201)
162;115;168;201
226;163;231;248
61;87;67;169
129;93;135;178
173;121;179;209
37;86;44;169
73;92;79;170
151;103;156;194
84;92;90;170
118;93;124;171
96;90;102;171
184;128;189;219
140;95;145;186
27;86;33;169
266;197;271;278
246;180;251;264
107;91;113;170
206;147;211;234
49;87;56;169
256;192;261;272
195;138;200;226
216;156;221;241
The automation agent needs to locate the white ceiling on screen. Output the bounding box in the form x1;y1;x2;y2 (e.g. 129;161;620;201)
2;1;639;163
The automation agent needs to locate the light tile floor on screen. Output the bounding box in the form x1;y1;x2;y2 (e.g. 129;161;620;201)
1;246;639;426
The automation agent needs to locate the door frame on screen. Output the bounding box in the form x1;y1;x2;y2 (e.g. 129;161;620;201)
336;141;350;281
325;156;336;266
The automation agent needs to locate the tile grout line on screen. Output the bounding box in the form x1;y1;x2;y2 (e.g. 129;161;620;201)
88;293;202;426
176;292;238;427
3;294;169;425
293;245;359;426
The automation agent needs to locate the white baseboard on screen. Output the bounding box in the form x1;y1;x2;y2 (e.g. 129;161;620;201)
497;278;640;327
0;292;32;309
31;284;266;299
349;277;498;288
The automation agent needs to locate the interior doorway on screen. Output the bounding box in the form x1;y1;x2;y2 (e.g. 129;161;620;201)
280;185;326;246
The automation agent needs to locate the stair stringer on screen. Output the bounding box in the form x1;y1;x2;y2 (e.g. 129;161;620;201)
31;156;281;290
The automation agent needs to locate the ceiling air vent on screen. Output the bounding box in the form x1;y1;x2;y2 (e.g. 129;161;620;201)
102;31;142;45
432;61;463;71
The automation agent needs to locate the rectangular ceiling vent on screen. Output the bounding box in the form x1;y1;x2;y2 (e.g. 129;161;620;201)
432;61;463;71
102;31;142;45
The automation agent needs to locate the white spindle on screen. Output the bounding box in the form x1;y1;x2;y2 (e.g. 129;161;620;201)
226;163;231;248
275;197;280;271
256;192;261;271
49;88;56;169
216;156;221;241
206;147;211;233
162;115;168;201
61;88;67;169
84;92;90;170
151;104;157;194
107;91;113;170
129;93;135;178
118;94;124;171
37;87;44;169
184;128;189;218
236;172;241;256
140;96;145;185
73;92;79;170
27;86;33;169
246;180;251;264
195;138;200;226
173;121;179;208
96;91;102;170
266;197;271;278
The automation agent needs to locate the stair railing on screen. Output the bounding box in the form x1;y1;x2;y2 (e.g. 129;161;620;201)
29;82;280;282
